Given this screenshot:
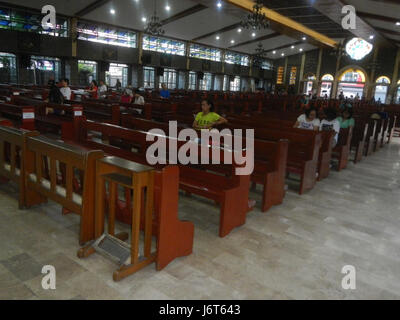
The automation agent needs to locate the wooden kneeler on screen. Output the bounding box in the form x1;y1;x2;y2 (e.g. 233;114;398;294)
78;157;194;281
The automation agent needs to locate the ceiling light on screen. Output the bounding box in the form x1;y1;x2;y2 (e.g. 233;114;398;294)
252;32;256;37
142;17;147;22
240;0;269;30
369;35;374;39
110;9;115;14
291;45;295;49
272;51;276;54
299;48;303;52
281;53;285;56
217;1;222;8
231;40;235;44
238;28;242;33
302;36;307;41
216;35;220;40
396;22;400;26
165;5;171;11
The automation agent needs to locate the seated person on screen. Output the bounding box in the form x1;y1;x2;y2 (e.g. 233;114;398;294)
86;80;98;99
294;107;320;131
320;108;340;147
120;89;133;103
98;80;108;99
46;82;65;115
160;83;170;99
59;78;71;101
298;94;309;110
133;89;145;105
337;108;355;129
193;100;227;130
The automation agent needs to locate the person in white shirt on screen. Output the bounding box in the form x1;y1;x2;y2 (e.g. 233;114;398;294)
98;80;108;99
133;89;145;105
294;107;320;131
59;78;71;101
319;107;341;147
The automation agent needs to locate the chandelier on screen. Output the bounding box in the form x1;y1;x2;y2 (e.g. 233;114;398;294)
240;0;270;30
330;40;348;58
145;0;165;36
253;42;268;67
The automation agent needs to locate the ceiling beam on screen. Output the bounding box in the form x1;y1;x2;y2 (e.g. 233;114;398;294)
192;23;242;41
374;27;400;36
264;41;303;54
224;0;338;47
161;4;208;25
229;32;280;48
357;11;400;24
75;0;110;17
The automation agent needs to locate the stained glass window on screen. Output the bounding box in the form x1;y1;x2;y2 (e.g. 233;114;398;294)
189;44;221;62
276;67;284;84
225;52;249;66
159;68;177;89
0;7;68;37
77;22;136;48
340;69;365;83
144;67;155;88
199;73;212;91
345;37;373;61
321;74;334;81
376;76;390;84
261;60;273;70
143;35;185;56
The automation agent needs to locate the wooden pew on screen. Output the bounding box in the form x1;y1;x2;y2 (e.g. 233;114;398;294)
119;116;289;213
0;102;35;130
364;119;377;156
24;135;104;244
76;120;251;237
351;120;368;163
0;126;40;208
332;128;353;171
387;116;397;144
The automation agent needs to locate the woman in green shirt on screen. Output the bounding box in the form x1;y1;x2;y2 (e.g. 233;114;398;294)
337;108;355;129
193;100;227;130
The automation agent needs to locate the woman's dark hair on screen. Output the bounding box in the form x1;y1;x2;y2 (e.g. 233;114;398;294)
325;107;337;121
203;99;215;112
343;108;353;119
91;80;98;87
304;107;317;118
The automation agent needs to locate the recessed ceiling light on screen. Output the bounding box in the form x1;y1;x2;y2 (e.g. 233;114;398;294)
369;35;374;39
302;36;306;40
299;48;303;52
272;51;276;54
216;35;220;40
142;17;147;22
291;45;295;49
231;40;235;44
252;32;256;37
396;22;400;26
238;28;242;33
281;53;285;56
217;1;222;8
110;9;115;14
165;5;171;11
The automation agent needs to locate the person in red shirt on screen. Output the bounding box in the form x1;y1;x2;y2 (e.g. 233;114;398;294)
86;80;98;99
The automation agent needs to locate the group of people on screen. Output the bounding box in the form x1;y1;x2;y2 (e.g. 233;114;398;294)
294;107;354;147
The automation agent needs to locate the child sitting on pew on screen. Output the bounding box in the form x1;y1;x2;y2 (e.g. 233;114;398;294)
294;107;320;131
320;107;340;147
193;100;227;130
337;108;355;129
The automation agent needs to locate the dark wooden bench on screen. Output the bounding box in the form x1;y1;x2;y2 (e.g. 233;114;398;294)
76;119;251;237
351;120;368;163
0;102;36;130
332;127;353;171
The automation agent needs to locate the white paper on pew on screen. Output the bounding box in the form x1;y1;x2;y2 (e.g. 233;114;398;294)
74;111;83;116
13;92;20;96
23;112;35;120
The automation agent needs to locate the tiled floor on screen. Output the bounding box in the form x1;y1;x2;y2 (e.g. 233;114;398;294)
1;140;400;300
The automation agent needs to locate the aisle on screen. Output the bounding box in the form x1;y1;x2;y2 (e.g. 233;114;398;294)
1;139;400;300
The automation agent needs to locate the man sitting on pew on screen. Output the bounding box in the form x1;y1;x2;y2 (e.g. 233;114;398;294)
60;79;71;101
293;107;320;131
193;100;227;130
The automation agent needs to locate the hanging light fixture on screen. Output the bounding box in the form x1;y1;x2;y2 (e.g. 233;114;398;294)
145;0;165;36
253;42;268;67
240;0;270;31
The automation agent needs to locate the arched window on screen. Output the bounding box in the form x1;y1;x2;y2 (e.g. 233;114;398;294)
374;76;391;103
376;76;390;84
337;68;366;99
321;74;334;81
320;74;334;97
303;73;316;94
